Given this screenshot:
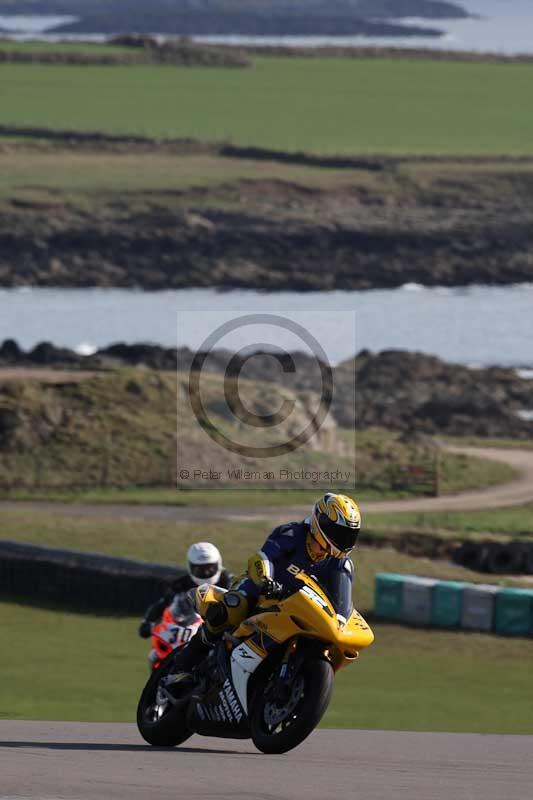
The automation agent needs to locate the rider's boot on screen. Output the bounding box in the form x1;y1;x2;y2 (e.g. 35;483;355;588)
165;625;214;683
165;593;248;684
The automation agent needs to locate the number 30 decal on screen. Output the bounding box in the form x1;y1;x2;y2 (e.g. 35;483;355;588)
168;625;193;646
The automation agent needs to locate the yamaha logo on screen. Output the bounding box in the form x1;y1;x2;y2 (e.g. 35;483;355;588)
223;679;243;723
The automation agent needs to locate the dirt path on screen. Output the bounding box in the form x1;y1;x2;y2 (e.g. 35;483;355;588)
363;444;533;513
0;367;98;383
1;445;532;523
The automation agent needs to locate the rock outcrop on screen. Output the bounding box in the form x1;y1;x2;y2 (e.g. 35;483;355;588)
2;340;532;438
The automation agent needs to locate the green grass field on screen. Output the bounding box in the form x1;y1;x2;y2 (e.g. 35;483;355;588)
0;149;379;200
1;600;531;732
3;146;533;209
2;57;533;153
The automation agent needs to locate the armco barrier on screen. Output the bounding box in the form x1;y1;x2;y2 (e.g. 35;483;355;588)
0;539;185;614
374;572;533;636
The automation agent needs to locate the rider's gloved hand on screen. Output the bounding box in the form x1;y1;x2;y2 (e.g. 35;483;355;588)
262;579;284;600
138;620;152;639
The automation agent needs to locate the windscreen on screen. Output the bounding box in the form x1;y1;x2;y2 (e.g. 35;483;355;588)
320;568;353;621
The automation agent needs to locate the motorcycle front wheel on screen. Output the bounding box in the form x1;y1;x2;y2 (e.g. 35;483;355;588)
250;656;334;754
136;654;193;747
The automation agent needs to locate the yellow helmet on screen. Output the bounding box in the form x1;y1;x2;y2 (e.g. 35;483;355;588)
308;492;361;561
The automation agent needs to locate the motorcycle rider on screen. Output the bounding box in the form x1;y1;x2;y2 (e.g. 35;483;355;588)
138;542;232;639
169;492;361;676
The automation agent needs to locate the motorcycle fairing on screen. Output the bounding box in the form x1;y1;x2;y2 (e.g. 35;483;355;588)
230;641;265;714
233;572;374;671
186;645;251;739
150;605;202;669
247;626;282;658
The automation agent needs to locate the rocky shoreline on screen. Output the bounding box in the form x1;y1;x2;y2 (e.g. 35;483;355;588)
2;144;533;291
1;340;532;439
3;210;531;291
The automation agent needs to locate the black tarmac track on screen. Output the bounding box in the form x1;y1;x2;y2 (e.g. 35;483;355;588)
1;721;532;800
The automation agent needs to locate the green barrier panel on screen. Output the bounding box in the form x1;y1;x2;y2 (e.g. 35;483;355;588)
494;588;533;636
374;573;406;620
431;581;465;628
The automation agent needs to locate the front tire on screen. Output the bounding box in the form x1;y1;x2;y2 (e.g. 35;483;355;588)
250;656;334;754
136;655;193;747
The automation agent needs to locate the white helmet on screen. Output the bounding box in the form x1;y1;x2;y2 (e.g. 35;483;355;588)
187;542;222;586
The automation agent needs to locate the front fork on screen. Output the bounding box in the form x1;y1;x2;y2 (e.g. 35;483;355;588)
274;638;299;702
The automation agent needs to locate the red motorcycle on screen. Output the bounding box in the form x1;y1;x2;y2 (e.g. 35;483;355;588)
148;593;203;670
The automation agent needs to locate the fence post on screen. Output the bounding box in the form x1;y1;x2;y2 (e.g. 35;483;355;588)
100;432;111;488
434;449;441;497
169;442;177;485
34;453;42;489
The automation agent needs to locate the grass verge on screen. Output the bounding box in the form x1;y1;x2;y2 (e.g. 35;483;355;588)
1;600;531;732
366;504;533;540
0;369;515;497
1;508;531;731
0;445;517;507
0;511;530;611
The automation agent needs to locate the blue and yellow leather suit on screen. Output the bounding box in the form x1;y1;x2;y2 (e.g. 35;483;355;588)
203;518;354;635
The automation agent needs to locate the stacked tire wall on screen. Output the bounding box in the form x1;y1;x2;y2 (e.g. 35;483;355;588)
452;540;533;575
375;573;533;636
0;540;185;614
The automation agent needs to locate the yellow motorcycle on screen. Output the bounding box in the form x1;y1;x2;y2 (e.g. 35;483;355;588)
137;569;374;754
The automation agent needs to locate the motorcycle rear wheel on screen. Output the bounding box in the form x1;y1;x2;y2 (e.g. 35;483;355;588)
136;655;193;747
250;656;334;754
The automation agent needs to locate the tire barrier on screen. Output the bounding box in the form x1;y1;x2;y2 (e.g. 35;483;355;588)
483;542;527;575
0;540;185;614
451;542;482;571
524;545;533;575
375;573;533;636
452;540;533;575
